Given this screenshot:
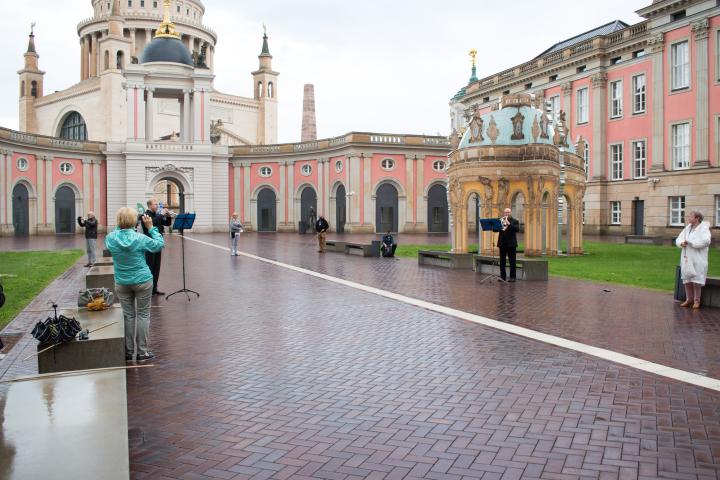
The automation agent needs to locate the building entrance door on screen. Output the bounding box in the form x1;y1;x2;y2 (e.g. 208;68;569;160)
427;184;448;233
12;183;29;237
336;185;346;234
257;188;276;232
55;186;76;234
633;200;645;236
375;183;398;233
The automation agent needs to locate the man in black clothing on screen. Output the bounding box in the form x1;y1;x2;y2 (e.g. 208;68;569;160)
315;216;329;253
381;232;397;258
497;207;520;282
141;198;172;295
77;211;99;267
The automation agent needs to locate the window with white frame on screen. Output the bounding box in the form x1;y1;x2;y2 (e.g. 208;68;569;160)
59;162;73;174
300;164;312;176
672;122;690;169
610;143;623;180
432;160;446;172
380;158;395;170
632;140;647;179
16;158;28;171
632;74;646;114
610;80;623;118
259;166;272;177
610;201;621;225
335;160;343;173
577;88;588;124
669;196;685;226
549;95;560;123
583;142;590;177
671;41;690;90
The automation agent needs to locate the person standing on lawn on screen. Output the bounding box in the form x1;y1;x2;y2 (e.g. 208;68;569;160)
676;210;712;309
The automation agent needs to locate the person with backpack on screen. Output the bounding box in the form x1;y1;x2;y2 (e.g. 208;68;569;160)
77;212;99;267
315;216;329;253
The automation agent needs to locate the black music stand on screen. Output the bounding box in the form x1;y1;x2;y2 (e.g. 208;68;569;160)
166;213;200;301
478;218;505;283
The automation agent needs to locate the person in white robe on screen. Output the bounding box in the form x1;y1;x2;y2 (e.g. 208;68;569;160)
675;210;712;309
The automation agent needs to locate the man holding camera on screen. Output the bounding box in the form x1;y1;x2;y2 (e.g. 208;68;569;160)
141;198;173;295
497;207;520;282
77;211;99;267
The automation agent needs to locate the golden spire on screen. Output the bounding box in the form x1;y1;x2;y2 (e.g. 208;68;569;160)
154;0;180;39
469;49;477;68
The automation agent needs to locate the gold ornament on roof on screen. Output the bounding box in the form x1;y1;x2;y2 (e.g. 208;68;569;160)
469;49;477;67
155;0;180;39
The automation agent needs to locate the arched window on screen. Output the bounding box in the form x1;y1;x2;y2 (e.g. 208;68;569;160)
30;81;37;98
59;112;88;141
104;50;110;70
20;81;25;97
257;81;264;99
268;82;274;98
116;51;124;69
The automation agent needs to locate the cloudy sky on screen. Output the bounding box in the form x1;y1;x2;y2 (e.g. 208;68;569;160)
0;0;648;143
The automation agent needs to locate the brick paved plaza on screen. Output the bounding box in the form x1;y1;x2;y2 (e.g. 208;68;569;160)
3;234;720;479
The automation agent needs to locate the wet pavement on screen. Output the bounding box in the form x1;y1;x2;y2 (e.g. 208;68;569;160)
2;233;720;479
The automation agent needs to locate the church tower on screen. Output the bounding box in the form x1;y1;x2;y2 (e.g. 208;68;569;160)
252;28;279;145
98;0;132;141
18;25;45;133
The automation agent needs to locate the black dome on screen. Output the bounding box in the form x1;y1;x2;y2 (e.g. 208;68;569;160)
140;37;193;66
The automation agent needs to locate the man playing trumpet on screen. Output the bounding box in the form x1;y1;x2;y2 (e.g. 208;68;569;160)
140;198;174;295
497;207;520;282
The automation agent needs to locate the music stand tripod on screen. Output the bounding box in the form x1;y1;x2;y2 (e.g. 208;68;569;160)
166;213;200;301
478;218;506;283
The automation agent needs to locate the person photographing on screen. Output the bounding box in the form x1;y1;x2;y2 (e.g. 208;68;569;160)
77;211;99;267
315;215;329;253
140;198;173;295
497;207;520;282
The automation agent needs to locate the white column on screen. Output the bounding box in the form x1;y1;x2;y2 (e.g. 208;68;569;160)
590;72;608;180
93;159;101;218
279;163;286;227
287;161;295;227
317;158;324;216
145;88;155;141
233;162;241;215
126;85;146;141
405;154;415;228
561;82;573;127
363;154;371;228
324;158;331;217
36;155;45;226
182;89;191;142
82;159;91;216
243;163;251;225
45;155;54;227
0;150;7;225
693;19;710;166
649;33;665;171
89;34;97;77
347;154;361;227
130;28;137;57
416;155;425;230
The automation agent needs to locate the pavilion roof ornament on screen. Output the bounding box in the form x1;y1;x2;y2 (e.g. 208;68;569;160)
155;0;180;39
468;49;478;84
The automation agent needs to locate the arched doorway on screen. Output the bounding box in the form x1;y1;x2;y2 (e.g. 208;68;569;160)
336;184;346;234
12;184;29;237
153;178;185;213
511;192;525;228
257;188;276;232
427;184;448;233
376;183;398;233
55;186;76;234
300;187;317;226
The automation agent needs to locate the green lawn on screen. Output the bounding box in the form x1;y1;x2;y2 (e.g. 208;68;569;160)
397;241;720;292
0;250;84;330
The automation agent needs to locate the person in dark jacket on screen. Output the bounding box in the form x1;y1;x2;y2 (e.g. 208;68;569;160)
497;207;520;282
315;216;329;253
78;211;99;267
140;198;173;295
381;232;397;258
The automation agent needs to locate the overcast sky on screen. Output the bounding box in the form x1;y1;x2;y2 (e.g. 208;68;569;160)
0;0;648;143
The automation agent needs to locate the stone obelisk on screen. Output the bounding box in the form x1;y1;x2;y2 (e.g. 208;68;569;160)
301;84;317;142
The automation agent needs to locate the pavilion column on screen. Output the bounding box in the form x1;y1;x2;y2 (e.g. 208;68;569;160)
0;150;7;226
208;45;214;70
648;33;665;171
45;155;54;227
82;159;91;216
126;85;146;141
93;159;101;219
89;34;97;77
693;18;710;166
590;72;608;180
243;163;251;225
404;155;415;230
130;28;137;57
317;158;325;217
36;155;45;226
182;89;191;142
145;88;155;141
80;37;87;80
346;154;362;229
362;154;371;228
416;155;425;232
287;161;295;227
278;163;287;227
233;162;241;216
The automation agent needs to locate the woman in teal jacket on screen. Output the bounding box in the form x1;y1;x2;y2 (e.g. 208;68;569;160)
105;207;165;362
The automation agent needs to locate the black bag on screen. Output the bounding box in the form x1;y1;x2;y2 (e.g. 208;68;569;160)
0;280;5;309
31;304;82;345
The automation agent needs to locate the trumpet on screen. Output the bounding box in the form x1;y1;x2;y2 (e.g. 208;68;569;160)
500;216;509;230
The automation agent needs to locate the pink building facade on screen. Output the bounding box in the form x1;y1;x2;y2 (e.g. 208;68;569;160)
451;0;720;237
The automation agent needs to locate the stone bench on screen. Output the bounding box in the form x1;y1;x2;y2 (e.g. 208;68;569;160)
93;256;114;267
344;241;381;257
37;307;126;374
418;250;474;270
1;369;130;479
86;265;116;299
674;266;720;308
625;235;664;246
473;255;549;281
325;240;347;253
